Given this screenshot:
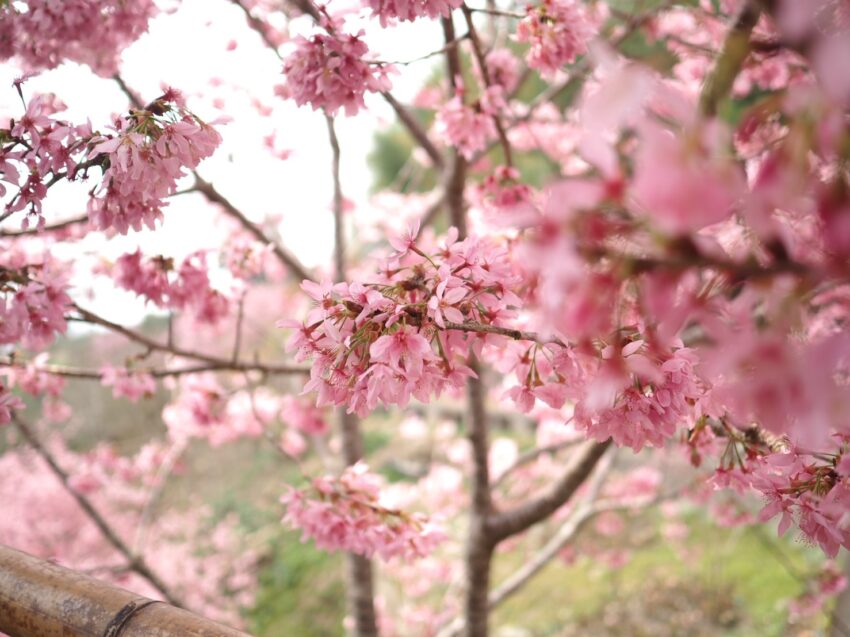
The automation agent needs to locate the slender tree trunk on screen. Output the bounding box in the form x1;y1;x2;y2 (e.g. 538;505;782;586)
463;362;494;637
830;554;850;637
328;116;380;637
339;410;380;637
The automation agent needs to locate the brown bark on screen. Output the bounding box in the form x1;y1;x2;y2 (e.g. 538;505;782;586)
463;361;495;637
328;116;380;637
0;544;250;637
488;440;612;543
338;411;380;637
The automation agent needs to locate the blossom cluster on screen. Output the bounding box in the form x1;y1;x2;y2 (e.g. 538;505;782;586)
750;449;850;557
100;364;157;402
113;250;230;324
87;91;222;234
281;31;392;116
1;90;220;235
515;0;592;77
285;225;521;416
0;0;157;75
3;353;69;422
281;462;445;561
2;93;92;231
0;264;71;350
364;0;462;26
574;346;702;452
435;84;505;160
162;374;272;446
708;441;850;558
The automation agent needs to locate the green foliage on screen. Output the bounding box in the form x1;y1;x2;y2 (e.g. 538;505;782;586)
491;510;825;636
249;530;346;637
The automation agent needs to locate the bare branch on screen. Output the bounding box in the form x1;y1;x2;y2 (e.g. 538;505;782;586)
192;176;315;283
443;321;565;346
699;1;762;117
71;304;308;375
0;357;308;380
11;415;184;608
0;214;89;237
488;440;612;542
231;0;283;59
491;435;582;489
461;4;513;167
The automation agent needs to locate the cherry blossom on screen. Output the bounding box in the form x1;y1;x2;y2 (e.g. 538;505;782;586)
364;0;462;26
516;0;593;77
0;0;157;75
100;365;156;402
87;94;222;233
281;462;445;560
282;31;392;116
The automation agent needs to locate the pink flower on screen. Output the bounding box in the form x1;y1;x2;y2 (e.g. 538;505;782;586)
87;98;221;234
434;85;503;160
575;348;701;452
113;251;230;325
631;121;745;234
0;0;158;75
282;32;392;116
100;365;156;402
364;0;462;26
370;326;434;378
516;0;592;77
427;275;466;328
484;49;521;94
0;265;72;350
281;462;445;561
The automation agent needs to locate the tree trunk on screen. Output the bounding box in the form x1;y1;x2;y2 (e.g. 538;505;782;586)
339;410;380;637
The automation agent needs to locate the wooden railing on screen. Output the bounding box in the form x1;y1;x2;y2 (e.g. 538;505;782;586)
0;545;253;637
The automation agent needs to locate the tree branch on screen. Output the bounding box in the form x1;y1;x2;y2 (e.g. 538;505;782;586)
0;214;89;237
0;357;308;380
488;439;612;542
461;4;513;167
191;176;315;283
438;449;617;637
698;0;762;117
71;304;306;375
11;415;184;608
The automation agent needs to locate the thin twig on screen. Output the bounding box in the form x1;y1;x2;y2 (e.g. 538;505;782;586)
191;176;315;283
71;304;308;375
461;4;513;167
11;414;184;607
0;214;89;237
491;434;581;489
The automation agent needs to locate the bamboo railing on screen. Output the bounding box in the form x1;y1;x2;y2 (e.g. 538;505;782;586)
0;545;253;637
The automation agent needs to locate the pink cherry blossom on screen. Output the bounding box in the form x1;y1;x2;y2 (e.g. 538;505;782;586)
87;96;221;234
282;31;392;116
0;0;158;75
281;462;445;561
364;0;462;26
100;365;156;402
516;0;593;77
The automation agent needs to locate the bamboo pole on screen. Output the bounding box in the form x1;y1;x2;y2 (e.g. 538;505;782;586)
0;545;253;637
